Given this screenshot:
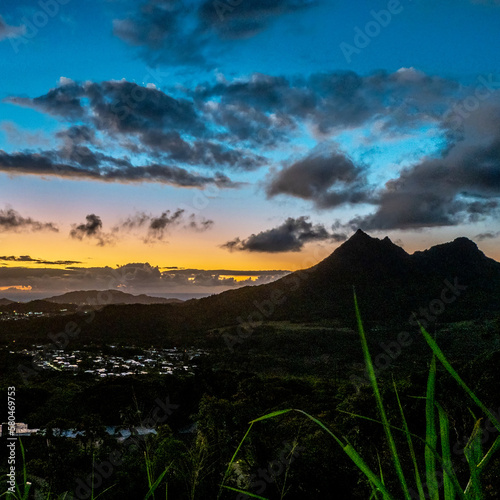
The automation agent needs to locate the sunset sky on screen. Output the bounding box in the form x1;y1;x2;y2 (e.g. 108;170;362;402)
1;0;500;299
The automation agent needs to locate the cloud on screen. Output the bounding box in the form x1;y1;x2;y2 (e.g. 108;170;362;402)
6;79;204;134
70;214;115;246
222;216;347;253
140;131;266;170
474;231;500;241
193;69;458;137
0;149;240;188
0;15;26;41
116;209;214;243
0;262;290;296
198;0;317;39
267;148;370;209
0;208;58;233
5;79;265;175
349;130;500;230
0;256;82;266
113;0;319;66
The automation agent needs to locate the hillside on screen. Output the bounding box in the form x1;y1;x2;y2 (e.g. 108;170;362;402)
45;289;183;306
2;231;499;346
176;229;500;327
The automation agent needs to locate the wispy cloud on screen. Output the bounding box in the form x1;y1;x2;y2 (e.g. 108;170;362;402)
0;15;25;41
70;214;115;247
0;207;58;233
115;209;214;243
0;255;82;266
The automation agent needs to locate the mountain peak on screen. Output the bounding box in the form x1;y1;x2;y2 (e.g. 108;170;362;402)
351;228;371;239
341;230;403;253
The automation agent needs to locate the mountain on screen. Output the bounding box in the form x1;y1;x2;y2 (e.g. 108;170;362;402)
0;298;15;306
3;232;498;347
45;290;183;306
174;230;500;328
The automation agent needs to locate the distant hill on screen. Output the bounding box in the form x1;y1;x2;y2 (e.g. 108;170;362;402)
45;290;183;306
0;300;80;314
0;298;15;306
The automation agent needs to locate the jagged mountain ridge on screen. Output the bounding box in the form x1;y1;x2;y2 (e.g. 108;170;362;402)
178;229;500;326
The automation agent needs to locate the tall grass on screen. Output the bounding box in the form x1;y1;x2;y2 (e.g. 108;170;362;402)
221;294;500;499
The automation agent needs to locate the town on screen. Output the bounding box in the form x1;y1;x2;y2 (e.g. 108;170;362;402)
11;345;207;378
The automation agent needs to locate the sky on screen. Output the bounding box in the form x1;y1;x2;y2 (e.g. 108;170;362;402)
1;0;500;299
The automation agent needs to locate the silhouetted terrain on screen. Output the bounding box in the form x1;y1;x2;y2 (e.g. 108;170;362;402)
45;289;183;306
1;231;499;347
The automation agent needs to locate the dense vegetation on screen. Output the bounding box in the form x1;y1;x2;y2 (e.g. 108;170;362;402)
1;313;500;499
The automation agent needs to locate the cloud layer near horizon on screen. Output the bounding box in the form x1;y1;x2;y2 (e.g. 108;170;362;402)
0;262;290;296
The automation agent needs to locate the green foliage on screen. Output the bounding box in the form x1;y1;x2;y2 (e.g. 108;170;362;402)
220;294;500;499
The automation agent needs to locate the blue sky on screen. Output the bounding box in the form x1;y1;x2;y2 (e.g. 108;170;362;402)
1;0;500;298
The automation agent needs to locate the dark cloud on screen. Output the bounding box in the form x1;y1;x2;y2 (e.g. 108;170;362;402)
222;216;347;253
0;149;240;188
113;0;318;66
198;0;317;39
0;208;58;233
349;133;500;230
193;69;458;137
7;80;203;135
0;256;82;266
7;79;85;119
140;130;266;170
70;214;114;247
115;209;214;243
0;15;25;41
267;149;370;209
474;231;500;241
113;1;206;66
5;79;265;172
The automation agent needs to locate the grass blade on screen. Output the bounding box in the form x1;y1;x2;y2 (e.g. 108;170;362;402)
425;356;439;500
464;419;484;500
354;293;410;499
436;402;457;500
250;409;293;423
144;466;172;500
477;435;500;473
294;410;394;499
222;486;269;499
218;422;255;499
393;380;426;500
420;325;500;432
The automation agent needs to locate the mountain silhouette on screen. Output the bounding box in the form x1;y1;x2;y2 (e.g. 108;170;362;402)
177;230;500;328
4;231;499;347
